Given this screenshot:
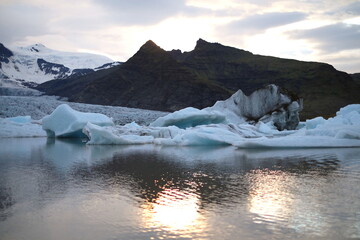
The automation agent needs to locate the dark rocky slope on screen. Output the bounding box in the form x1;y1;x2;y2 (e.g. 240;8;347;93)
37;39;360;120
351;73;360;84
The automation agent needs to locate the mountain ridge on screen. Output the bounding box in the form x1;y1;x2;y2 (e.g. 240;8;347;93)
37;39;360;119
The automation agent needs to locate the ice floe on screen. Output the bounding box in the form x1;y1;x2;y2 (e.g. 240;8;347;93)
0;116;46;137
83;104;360;148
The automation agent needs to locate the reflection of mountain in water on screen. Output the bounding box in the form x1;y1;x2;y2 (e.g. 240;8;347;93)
1;139;360;239
70;145;343;209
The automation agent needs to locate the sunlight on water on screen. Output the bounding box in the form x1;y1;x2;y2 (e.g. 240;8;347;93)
141;187;206;237
1;138;360;239
247;170;294;225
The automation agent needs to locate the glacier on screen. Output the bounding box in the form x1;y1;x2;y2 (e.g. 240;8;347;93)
0;43;117;88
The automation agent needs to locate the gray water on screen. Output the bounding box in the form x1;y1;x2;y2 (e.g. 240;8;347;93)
0;138;360;240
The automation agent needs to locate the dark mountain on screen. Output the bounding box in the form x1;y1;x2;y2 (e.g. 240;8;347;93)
0;43;13;64
37;39;360;119
38;40;230;112
351;73;360;84
37;58;70;77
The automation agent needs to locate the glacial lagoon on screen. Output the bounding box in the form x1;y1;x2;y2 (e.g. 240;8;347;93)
0;138;360;240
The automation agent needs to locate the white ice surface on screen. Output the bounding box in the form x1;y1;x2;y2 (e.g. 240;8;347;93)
150;107;227;128
42;104;114;137
0;116;46;138
84;104;360;148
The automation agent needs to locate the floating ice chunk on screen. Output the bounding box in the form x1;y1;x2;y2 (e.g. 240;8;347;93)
6;116;32;124
150;107;227;129
0;117;46;138
336;104;360;116
209;84;302;130
84;122;153;145
306;117;326;129
153;124;244;146
236;135;360;148
42;104;113;137
150;85;302;130
256;121;277;134
335;129;360;140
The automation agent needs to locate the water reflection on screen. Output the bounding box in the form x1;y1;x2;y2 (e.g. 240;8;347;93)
141;188;206;238
0;138;360;239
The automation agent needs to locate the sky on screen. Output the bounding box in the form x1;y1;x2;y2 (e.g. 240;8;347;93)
0;0;360;73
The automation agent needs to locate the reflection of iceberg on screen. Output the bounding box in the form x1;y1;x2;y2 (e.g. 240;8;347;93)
1;138;360;239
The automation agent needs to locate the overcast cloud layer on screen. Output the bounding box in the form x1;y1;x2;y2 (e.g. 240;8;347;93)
0;0;359;73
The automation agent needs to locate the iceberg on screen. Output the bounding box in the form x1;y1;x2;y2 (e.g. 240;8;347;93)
3;85;359;149
209;84;302;130
42;104;114;137
83;104;360;148
150;107;227;128
150;84;302;130
83;122;154;145
0;116;46;138
236;104;360;148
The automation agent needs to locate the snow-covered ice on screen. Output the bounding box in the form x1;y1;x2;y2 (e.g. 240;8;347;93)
42;104;114;137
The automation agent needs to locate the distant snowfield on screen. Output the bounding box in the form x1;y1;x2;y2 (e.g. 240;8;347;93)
0;43;115;87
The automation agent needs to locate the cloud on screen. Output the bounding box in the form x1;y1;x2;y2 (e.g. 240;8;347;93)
289;23;360;53
222;12;307;35
0;3;51;44
91;0;209;26
337;1;360;16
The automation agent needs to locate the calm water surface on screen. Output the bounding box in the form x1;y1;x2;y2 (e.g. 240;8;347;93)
0;138;360;240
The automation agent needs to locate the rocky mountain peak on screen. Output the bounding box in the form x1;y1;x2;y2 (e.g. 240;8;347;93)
140;40;163;52
194;38;213;50
0;43;14;62
125;40;171;66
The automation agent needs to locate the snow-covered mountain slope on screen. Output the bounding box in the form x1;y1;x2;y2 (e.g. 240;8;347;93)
0;43;121;88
